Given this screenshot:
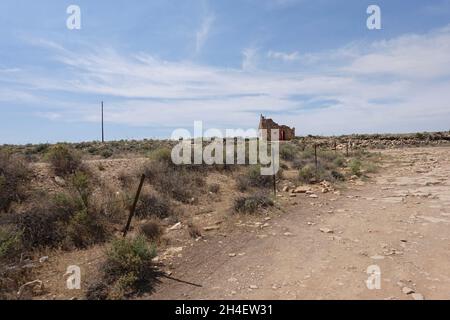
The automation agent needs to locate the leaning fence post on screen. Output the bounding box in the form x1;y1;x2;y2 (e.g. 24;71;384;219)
123;174;146;238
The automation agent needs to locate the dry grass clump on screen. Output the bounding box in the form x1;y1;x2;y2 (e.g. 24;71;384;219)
233;193;274;214
140;220;164;242
291;147;346;183
236;165;278;192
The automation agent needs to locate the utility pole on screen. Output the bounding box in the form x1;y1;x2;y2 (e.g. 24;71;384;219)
101;101;104;143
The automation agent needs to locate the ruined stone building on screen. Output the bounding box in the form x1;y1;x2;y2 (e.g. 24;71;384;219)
258;114;295;141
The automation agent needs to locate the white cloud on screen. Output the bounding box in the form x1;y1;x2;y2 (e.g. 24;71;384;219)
242;47;258;71
195;14;215;54
267;50;299;61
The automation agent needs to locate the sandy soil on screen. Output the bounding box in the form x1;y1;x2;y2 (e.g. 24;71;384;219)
148;146;450;300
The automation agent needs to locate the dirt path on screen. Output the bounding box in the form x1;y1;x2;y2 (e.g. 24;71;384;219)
149;147;450;300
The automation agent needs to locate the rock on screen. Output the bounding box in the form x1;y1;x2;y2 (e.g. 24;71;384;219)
39;256;49;263
164;247;183;257
289;194;297;198
168;222;182;231
350;175;359;180
411;293;424;300
54;176;66;186
203;225;220;231
249;285;258;289
402;287;415;294
319;228;334;234
282;186;289;192
283;232;294;237
292;186;311;194
228;253;236;257
309;194;318;198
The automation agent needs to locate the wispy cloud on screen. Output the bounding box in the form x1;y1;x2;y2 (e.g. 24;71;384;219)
195;14;215;54
242;47;258;71
267;50;299;61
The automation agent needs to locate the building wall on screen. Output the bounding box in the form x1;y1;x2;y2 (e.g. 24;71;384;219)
258;115;295;141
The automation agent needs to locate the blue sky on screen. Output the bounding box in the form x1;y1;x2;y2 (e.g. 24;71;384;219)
1;0;450;144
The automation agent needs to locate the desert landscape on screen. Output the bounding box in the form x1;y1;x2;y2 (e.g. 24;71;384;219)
1;132;450;300
1;1;450;308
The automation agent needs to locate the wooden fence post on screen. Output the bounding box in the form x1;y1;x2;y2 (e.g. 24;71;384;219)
314;144;318;178
123;174;146;238
272;143;276;196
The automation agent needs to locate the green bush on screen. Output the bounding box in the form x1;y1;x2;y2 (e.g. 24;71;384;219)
71;171;91;207
99;236;158;299
298;164;315;183
46;144;82;176
0;227;22;260
148;147;172;164
279;144;298;161
349;159;362;176
65;209;108;249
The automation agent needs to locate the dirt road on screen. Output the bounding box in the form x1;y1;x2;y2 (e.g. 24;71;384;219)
150;147;450;300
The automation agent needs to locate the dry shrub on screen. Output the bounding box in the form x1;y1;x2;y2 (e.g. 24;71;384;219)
46;144;82;176
0;151;29;212
208;183;220;194
143;157;205;203
0;264;35;300
233;193;274;214
236;165;276;191
187;221;202;239
140;220;163;241
91;191;127;223
16;192;108;250
117;170;135;188
279;144;298;161
135;192;172;219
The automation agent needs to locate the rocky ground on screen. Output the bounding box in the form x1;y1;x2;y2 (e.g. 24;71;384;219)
148;146;450;300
